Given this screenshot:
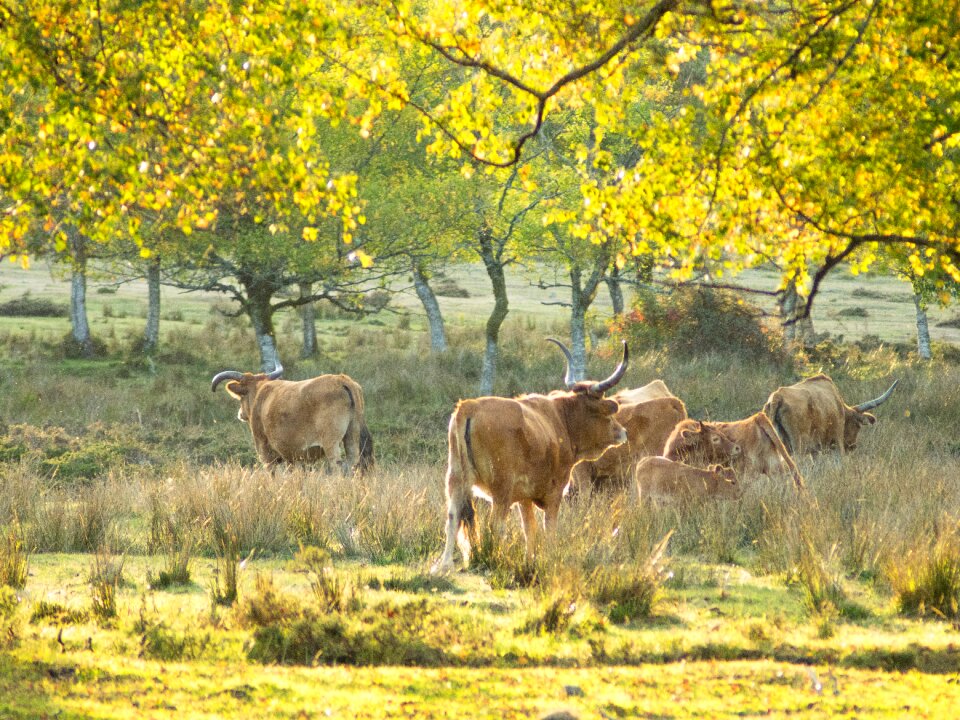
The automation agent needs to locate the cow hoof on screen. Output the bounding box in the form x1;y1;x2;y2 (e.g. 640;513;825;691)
430;559;456;576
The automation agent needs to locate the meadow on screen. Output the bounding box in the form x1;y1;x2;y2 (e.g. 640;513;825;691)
1;261;960;718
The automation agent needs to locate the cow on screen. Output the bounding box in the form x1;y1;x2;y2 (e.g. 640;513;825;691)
663;412;804;489
432;340;630;573
571;395;690;490
762;374;899;456
211;363;374;474
613;379;676;405
635;456;742;502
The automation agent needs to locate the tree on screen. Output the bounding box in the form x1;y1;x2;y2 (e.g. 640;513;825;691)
3;1;959;306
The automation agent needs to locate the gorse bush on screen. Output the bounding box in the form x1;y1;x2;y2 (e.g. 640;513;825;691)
611;286;788;366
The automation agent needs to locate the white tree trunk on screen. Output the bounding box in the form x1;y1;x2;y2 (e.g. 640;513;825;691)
143;257;161;354
914;293;932;360
70;259;94;356
299;282;318;358
412;264;448;353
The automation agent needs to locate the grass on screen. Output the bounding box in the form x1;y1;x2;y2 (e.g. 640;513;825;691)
1;260;960;716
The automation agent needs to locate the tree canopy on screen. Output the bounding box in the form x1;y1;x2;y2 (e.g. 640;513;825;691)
1;0;958;311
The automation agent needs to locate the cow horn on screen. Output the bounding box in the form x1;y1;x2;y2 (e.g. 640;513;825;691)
211;370;244;392
854;378;899;412
266;362;284;380
590;340;629;395
545;338;576;389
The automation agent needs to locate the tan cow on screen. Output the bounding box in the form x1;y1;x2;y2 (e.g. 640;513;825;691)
571;396;690;490
635;456;742;502
613;379;676;405
211;363;374;473
762;374;899;455
432;341;629;573
663;412;804;489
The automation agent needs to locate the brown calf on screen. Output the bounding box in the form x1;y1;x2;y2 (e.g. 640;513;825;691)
664;412;803;489
636;456;741;502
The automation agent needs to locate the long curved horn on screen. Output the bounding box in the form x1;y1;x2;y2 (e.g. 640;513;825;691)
211;370;245;392
855;378;899;412
590;340;629;395
545;338;576;389
266;361;284;380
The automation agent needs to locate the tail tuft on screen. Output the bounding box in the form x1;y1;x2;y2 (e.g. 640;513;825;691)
358;424;375;473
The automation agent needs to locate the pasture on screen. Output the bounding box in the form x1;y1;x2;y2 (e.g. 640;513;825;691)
2;261;960;718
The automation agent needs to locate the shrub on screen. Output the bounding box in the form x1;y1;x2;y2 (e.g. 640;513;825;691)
90;549;124;623
0;293;67;317
30;600;89;625
610;286;786;365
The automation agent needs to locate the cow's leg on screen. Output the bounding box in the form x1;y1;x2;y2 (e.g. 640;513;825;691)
517;500;538;558
341;419;361;473
433;467;476;574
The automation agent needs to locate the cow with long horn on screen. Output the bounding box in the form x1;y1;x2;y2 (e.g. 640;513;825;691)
762;374;899;455
432;340;629;573
211;362;374;473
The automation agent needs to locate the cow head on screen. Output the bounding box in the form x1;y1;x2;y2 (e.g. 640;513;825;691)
663;419;742;465
708;464;742;498
211;363;284;422
843;379;899;450
547;339;630;458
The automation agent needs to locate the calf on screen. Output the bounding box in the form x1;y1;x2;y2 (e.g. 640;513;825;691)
636;456;742;502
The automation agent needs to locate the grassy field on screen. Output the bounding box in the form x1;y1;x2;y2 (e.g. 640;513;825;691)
1;259;960;718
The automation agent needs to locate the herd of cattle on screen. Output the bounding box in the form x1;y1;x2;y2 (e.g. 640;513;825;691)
210;341;898;574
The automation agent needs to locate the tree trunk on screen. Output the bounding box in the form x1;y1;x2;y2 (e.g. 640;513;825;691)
478;229;508;396
569;268;589;382
299;282;318;358
412;263;448;353
568;259;606;382
914;293;932;360
69;235;94;357
142;256;161;354
779;280;814;345
606;264;624;317
247;289;280;371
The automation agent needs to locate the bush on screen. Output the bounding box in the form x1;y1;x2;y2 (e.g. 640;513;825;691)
0;294;67;317
611;286;787;365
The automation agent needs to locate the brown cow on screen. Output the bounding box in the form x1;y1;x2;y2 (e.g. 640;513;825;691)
663;412;804;489
571;396;690;490
635;456;742;502
762;374;899;455
613;379;676;405
211;363;374;473
432;341;629;573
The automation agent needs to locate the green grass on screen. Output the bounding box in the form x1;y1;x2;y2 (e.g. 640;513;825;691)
2;260;960;717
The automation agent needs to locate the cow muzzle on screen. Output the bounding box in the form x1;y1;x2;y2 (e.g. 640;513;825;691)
613;425;628;445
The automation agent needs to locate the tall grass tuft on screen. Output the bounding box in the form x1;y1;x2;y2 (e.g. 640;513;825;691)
147;490;197;589
0;520;29;589
890;520;960;619
90;548;124;623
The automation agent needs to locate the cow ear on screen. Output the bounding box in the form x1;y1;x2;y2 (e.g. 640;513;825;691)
598;399;619;416
225;380;247;399
859;412;877;426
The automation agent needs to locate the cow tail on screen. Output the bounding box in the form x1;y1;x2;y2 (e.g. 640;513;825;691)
758;413;805;490
358;423;375;473
765;396;793;455
447;410;477;562
344;382;374;473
